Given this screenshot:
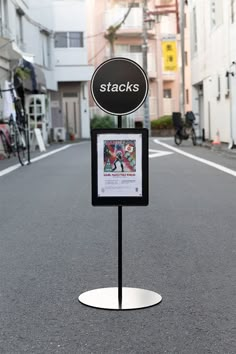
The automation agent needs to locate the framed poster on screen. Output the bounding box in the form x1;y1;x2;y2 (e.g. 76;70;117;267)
91;128;148;206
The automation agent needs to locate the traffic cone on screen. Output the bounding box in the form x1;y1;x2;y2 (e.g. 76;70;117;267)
212;129;221;145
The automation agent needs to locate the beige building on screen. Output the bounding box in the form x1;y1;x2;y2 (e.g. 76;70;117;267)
87;0;192;127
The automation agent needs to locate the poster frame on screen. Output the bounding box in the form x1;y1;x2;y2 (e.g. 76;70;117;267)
91;128;149;206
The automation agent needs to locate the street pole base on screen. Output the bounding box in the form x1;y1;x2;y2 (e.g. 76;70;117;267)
78;287;162;310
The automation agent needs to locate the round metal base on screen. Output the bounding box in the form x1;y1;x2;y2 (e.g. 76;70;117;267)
78;287;162;310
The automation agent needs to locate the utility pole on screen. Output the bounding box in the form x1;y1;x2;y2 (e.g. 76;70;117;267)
148;0;185;119
142;0;151;133
180;0;185;119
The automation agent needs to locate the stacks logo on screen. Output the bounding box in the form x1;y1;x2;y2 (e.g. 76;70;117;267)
99;82;140;93
91;57;148;116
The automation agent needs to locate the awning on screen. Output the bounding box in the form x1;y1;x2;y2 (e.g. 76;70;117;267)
23;61;47;93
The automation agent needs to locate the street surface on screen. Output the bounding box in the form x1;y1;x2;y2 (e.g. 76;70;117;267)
0;139;236;353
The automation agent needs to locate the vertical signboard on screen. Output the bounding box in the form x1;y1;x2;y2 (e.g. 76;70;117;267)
79;57;162;310
162;40;178;72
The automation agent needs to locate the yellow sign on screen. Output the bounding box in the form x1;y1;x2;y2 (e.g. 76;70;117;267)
162;41;177;72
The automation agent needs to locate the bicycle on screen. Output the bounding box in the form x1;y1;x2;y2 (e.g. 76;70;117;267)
0;122;14;158
172;111;197;146
0;115;27;165
0;86;28;165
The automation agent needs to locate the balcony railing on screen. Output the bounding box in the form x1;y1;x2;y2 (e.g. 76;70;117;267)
105;8;142;30
113;52;156;75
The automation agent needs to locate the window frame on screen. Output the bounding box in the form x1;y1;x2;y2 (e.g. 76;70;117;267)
54;31;84;48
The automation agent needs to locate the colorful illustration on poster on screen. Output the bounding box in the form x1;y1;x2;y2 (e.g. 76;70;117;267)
104;140;136;173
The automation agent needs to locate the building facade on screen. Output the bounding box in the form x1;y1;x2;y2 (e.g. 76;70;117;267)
0;0;93;148
51;0;93;140
0;0;56;145
87;0;188;127
189;0;236;145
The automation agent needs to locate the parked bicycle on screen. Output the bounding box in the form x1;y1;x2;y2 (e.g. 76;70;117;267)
172;111;197;146
0;86;28;165
0;114;27;165
0;121;14;158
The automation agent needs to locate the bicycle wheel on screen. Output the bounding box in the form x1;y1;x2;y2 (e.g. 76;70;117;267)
191;129;197;146
174;132;182;145
16;128;27;166
0;131;11;158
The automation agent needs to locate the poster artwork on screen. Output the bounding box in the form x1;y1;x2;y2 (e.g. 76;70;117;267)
104;140;136;174
97;133;142;197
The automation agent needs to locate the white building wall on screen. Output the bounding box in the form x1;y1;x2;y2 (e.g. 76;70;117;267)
28;0;53;29
189;0;236;143
52;0;93;138
53;0;92;73
80;82;90;138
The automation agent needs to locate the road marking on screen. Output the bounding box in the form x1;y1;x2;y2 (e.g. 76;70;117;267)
30;145;71;163
154;139;236;178
149;149;174;159
0;164;21;177
0;144;83;177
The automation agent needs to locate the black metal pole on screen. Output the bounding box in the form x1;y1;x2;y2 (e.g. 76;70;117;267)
118;204;122;308
117;115;122;308
26;114;31;164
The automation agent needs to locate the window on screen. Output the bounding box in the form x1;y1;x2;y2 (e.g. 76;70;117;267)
16;8;24;47
211;0;222;28
63;92;77;97
41;31;50;67
185;51;188;66
226;73;230;97
116;1;139;7
186;89;189;104
211;0;216;27
115;44;129;53
2;0;9;29
130;45;142;53
55;32;67;48
115;44;142;54
217;75;221;100
69;32;83;47
163;89;172;98
54;32;84;48
231;0;235;23
129;2;139;7
193;7;197;52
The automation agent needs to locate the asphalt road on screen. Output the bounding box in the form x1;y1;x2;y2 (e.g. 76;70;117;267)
0;139;236;354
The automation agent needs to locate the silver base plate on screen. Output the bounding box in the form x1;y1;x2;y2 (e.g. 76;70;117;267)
78;287;162;310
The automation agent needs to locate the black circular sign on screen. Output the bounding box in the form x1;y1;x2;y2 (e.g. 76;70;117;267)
91;57;148;116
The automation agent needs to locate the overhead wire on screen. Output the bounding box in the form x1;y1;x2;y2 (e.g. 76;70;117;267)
88;43;107;64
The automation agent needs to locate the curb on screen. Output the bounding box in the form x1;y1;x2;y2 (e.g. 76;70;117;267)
201;142;236;158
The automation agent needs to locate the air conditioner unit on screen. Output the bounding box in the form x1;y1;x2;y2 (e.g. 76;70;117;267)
54;127;66;142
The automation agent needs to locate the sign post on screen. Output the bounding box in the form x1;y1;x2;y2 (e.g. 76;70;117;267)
118;115;122;309
79;58;162;310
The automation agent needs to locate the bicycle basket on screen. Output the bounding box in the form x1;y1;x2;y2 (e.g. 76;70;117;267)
185;111;196;123
172;112;184;129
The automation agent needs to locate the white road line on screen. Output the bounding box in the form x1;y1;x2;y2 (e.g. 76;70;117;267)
0;143;84;178
149;149;174;159
0;164;21;177
30;145;71;163
154;139;236;178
